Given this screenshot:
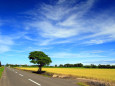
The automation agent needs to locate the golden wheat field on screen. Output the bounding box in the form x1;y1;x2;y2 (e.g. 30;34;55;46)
17;67;115;82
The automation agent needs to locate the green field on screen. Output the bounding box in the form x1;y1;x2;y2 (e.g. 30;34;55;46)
0;67;4;78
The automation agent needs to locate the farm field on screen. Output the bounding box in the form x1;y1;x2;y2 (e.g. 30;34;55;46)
17;67;115;82
0;67;4;78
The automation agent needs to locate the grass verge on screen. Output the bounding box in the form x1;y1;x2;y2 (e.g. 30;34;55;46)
77;82;89;86
0;67;4;78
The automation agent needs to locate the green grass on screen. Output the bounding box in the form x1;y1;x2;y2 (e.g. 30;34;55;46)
77;82;89;86
0;67;4;78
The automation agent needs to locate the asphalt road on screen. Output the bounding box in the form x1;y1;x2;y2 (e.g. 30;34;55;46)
0;67;78;86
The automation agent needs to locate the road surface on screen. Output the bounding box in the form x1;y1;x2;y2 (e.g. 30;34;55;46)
0;67;78;86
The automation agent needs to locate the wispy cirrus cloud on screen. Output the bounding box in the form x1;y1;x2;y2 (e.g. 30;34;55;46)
24;0;94;45
84;59;115;65
40;0;94;21
0;21;28;53
49;51;106;58
24;0;115;46
0;21;13;53
0;35;14;53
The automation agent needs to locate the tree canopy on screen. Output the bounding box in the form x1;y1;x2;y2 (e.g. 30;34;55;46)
28;51;52;72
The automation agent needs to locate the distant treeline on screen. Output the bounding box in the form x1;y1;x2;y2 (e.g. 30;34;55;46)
56;63;115;68
5;63;115;68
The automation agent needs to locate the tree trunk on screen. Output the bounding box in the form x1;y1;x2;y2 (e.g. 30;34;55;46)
39;66;42;72
38;66;42;73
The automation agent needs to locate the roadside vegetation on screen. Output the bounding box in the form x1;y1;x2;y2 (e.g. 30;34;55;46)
0;67;4;78
77;82;89;86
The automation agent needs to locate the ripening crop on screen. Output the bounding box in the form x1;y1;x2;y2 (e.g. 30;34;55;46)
17;67;115;82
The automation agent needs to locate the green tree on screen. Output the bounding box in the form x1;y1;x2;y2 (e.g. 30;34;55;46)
0;61;1;67
28;51;52;72
59;64;63;67
55;64;57;67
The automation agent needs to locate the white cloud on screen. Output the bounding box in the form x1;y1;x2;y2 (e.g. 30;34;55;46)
0;21;13;53
0;36;14;53
84;59;115;65
25;0;115;45
0;36;14;45
25;0;94;45
41;3;69;20
0;30;29;53
85;39;104;44
80;50;104;54
11;46;52;53
81;20;115;44
38;38;54;46
57;0;66;4
38;21;77;38
40;0;94;21
0;45;10;53
33;37;74;46
24;36;35;41
58;15;77;27
50;52;105;58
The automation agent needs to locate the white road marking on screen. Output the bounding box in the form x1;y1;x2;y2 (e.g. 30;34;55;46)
19;74;23;76
28;79;41;86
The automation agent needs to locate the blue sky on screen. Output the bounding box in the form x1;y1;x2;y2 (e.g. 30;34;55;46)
0;0;115;65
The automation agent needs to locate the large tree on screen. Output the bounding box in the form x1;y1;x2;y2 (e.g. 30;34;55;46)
28;51;52;72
